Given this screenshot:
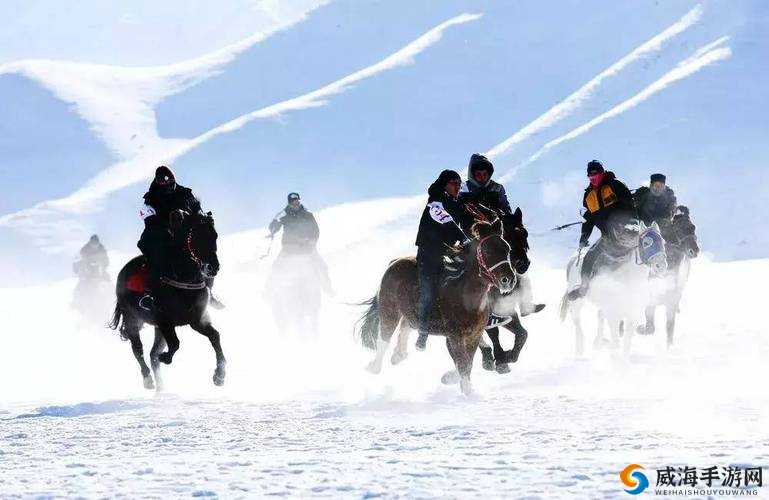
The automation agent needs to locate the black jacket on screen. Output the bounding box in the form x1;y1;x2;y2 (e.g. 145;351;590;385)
459;162;512;215
141;183;202;230
415;182;469;252
580;171;636;244
634;186;677;227
269;205;320;253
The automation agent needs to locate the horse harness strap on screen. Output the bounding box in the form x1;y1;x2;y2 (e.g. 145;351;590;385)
476;235;511;283
160;277;207;290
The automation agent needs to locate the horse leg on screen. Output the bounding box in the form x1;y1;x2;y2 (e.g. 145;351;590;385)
157;324;180;365
503;314;528;365
479;330;496;372
486;327;510;373
622;318;635;356
607;315;621;350
150;328;166;391
571;300;585;357
594;309;609;348
458;334;481;395
126;328;153;390
366;309;399;374
665;302;677;348
642;305;656;335
190;315;226;386
391;319;410;365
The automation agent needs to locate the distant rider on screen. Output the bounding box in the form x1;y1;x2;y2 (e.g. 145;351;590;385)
268;193;333;295
570;160;636;298
414;170;471;351
633;173;677;233
74;234;109;280
460;153;544;320
138;166;222;309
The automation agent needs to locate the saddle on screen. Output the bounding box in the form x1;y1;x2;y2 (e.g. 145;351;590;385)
126;263;150;293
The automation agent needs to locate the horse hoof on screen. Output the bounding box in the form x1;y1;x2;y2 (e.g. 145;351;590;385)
391;350;408;365
366;361;382;374
495;363;511;374
460;378;473;396
213;373;225;386
143;377;155;390
441;370;460;385
159;352;173;365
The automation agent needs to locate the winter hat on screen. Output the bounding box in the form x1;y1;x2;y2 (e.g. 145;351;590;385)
468;153;494;177
287;192;301;203
155;165;175;185
436;169;461;186
650;173;666;183
587;160;604;175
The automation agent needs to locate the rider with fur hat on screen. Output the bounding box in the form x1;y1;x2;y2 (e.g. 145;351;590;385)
634;173;677;231
414;169;472;351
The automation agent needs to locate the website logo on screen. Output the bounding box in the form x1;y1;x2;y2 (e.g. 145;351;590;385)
621;464;650;495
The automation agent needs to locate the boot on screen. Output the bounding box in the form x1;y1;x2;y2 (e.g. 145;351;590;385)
415;331;428;351
517;273;545;316
209;290;226;310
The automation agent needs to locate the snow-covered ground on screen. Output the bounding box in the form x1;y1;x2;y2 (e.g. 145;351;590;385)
1;209;767;497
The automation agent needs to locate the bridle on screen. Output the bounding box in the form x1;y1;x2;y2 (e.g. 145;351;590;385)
476;235;513;284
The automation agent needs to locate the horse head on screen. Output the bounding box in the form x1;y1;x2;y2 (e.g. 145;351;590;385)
470;218;517;295
501;207;531;274
638;220;668;276
170;210;220;280
672;206;699;258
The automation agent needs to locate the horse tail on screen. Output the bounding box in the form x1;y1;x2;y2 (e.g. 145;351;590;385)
559;292;570;323
355;295;380;350
109;300;124;331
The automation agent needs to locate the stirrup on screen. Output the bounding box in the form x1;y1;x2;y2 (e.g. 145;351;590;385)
521;303;546;317
138;294;155;312
485;314;512;330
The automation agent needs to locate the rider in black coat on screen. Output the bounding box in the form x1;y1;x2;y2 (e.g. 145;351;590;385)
414;169;470;351
459;154;543;319
137;166;222;309
268;193;332;295
634;173;677;231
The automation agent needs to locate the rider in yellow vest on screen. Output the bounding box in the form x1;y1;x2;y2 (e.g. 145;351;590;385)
570;160;636;298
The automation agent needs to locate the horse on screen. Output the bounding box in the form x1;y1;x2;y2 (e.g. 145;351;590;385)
559;213;668;356
465;207;535;374
638;206;700;346
109;210;225;390
356;218;517;396
265;250;323;338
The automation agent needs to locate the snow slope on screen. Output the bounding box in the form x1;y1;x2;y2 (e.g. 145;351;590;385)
0;198;767;497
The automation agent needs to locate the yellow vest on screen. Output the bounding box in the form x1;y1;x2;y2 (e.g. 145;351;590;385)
585;184;618;213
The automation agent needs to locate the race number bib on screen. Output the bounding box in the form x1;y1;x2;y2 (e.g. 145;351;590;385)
428;201;454;224
139;204;156;220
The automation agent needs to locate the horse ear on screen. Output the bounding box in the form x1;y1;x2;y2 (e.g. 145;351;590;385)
639;220;647;231
513;207;523;224
651;221;660;233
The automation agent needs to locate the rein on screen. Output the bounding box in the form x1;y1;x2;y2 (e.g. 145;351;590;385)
160;277;206;290
476;235;511;283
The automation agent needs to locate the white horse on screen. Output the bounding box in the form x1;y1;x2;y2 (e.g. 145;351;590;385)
560;217;667;356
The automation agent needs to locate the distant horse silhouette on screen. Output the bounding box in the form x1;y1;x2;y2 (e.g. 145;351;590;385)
357;218;516;395
109;210;225;390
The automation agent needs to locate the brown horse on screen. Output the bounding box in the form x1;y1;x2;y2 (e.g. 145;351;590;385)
356;218;517;395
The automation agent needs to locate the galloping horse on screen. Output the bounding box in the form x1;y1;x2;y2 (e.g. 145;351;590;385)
640;205;699;346
357;218;517;395
109;210;225;390
465;206;536;374
560;213;667;356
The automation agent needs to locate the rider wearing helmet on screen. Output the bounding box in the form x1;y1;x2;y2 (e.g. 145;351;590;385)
138;166;222;309
414;169;472;351
571;160;636;298
268;193;333;295
633;173;677;233
460;153;544;319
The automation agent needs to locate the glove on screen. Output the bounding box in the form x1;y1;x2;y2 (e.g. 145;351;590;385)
460;238;472;249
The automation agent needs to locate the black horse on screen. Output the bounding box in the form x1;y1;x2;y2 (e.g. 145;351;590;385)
465;206;534;374
109;210;225;390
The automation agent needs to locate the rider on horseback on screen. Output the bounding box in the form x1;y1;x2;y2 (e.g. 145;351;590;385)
137;166;222;310
633;173;677;232
414;169;472;351
570;160;637;299
74;234;109;280
460;153;544;322
268;192;333;295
